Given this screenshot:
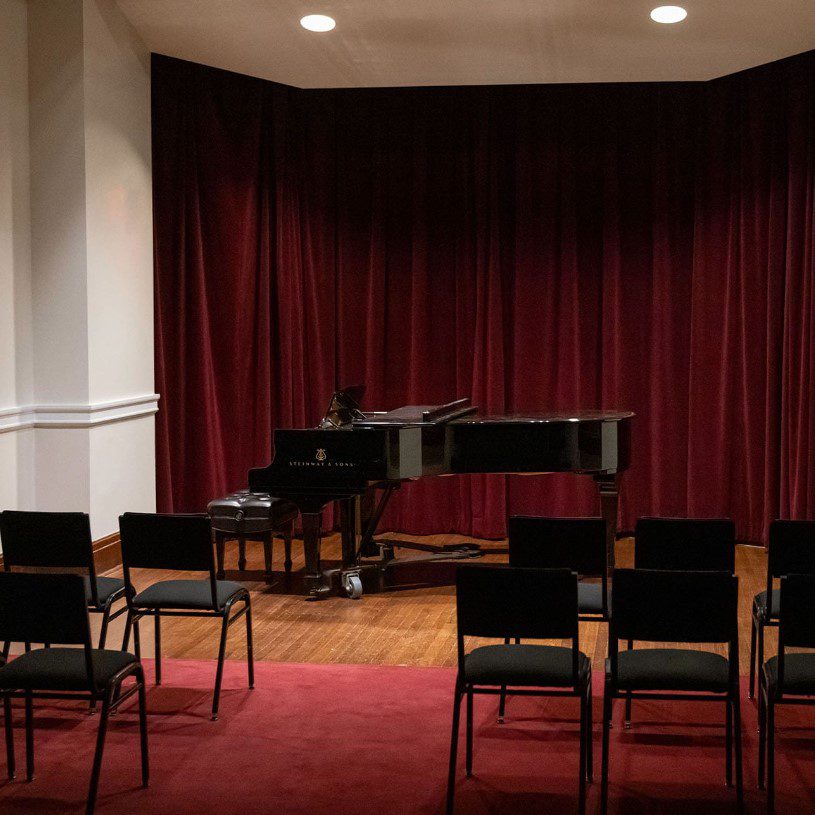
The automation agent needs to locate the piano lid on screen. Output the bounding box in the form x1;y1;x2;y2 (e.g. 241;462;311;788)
319;386;367;429
451;410;635;424
356;398;476;427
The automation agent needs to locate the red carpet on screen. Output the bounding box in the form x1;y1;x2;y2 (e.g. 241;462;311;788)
0;659;814;814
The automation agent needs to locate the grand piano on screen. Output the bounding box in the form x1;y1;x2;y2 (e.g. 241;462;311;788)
249;388;633;598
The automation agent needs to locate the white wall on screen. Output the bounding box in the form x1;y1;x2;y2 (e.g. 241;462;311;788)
0;0;157;542
0;0;35;512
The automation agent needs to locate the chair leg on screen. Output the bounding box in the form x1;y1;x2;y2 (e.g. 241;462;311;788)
446;686;464;815
97;603;112;650
1;642;9;662
758;681;766;790
748;613;758;700
24;692;33;782
132;615;142;663
586;680;594;783
121;610;133;652
3;694;15;780
136;669;149;787
245;598;255;689
756;620;765;712
733;691;743;814
154;614;162;686
579;691;587;815
497;636;510;723
497;687;507;723
726;699;733;786
766;697;775;815
86;690;112;815
624;640;633;728
465;689;473;777
211;612;230;720
601;687;612;815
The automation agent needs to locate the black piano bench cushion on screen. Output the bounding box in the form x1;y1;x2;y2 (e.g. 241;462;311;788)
132;579;245;610
612;648;730;692
0;648;137;691
464;644;590;688
578;582;607;615
753;589;780;619
83;575;126;607
764;653;815;695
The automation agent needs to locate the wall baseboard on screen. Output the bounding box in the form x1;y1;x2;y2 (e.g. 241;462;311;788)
0;531;122;573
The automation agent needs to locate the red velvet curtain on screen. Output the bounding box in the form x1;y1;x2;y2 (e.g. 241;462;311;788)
152;53;815;542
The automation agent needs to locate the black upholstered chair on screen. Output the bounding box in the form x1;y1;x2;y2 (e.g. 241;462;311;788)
601;569;742;815
625;517;736;726
0;572;148;815
634;517;736;572
749;520;815;700
447;565;592;815
118;512;253;720
0;511;129;656
758;573;815;814
496;517;607;724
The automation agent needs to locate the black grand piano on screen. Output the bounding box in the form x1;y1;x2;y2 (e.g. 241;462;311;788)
249;388;632;599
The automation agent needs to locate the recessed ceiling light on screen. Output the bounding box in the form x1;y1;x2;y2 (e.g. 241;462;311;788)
300;14;336;32
650;6;688;24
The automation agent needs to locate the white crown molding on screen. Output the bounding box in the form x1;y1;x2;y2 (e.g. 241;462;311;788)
0;394;160;434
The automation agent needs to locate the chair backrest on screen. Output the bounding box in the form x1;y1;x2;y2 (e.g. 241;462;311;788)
0;510;100;605
610;568;738;644
0;571;93;649
767;520;815;578
119;512;214;571
119;513;218;610
775;573;815;695
508;516;606;576
456;564;580;685
457;564;578;640
634;517;735;573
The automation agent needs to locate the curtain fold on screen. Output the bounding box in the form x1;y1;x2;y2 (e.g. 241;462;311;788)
152;53;815;542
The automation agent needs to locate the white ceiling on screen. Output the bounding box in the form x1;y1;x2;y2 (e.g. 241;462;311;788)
116;0;815;88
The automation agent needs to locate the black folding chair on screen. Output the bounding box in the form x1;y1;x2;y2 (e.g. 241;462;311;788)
626;517;736;726
758;573;815;815
0;511;129;656
0;572;148;815
446;565;592;815
749;520;815;700
601;569;742;815
119;512;253;720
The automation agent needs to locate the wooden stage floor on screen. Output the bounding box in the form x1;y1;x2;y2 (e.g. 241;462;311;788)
92;534;770;673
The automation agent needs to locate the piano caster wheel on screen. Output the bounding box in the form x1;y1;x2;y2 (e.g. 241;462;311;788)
342;573;363;600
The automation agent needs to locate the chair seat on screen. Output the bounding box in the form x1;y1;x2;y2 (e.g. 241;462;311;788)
578;582;608;615
764;653;815;695
0;647;138;691
132;579;245;610
753;589;780;620
83;575;126;607
464;644;590;688
612;648;730;692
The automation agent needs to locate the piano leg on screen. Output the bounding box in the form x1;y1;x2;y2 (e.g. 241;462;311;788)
595;474;620;573
339;497;359;569
301;511;330;599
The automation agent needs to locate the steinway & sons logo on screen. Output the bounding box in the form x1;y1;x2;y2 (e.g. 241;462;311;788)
288;448;355;468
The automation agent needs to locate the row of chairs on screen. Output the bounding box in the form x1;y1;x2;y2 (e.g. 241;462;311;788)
448;516;815;815
0;510;254;815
